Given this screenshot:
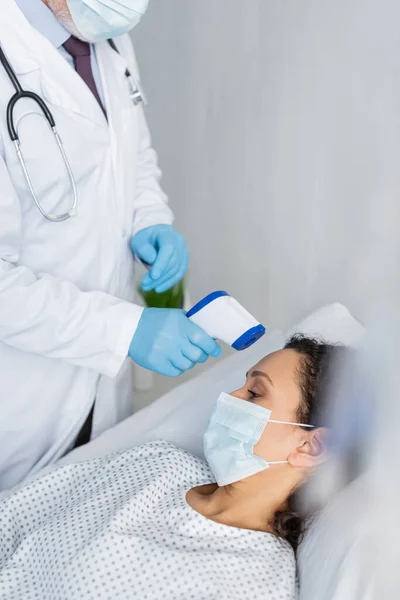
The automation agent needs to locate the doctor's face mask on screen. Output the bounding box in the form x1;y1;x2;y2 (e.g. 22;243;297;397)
204;338;337;487
65;0;149;42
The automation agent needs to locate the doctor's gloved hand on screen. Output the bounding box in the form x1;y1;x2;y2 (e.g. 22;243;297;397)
128;308;222;377
131;225;189;294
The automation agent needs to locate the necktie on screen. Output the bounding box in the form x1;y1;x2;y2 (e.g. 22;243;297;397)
62;36;103;444
63;36;106;116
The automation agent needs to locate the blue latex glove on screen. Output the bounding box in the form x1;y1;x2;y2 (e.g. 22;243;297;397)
129;308;222;377
131;224;189;294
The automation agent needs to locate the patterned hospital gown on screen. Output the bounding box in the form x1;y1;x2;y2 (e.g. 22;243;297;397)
0;441;296;599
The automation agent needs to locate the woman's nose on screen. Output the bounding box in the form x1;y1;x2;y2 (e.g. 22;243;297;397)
229;389;245;400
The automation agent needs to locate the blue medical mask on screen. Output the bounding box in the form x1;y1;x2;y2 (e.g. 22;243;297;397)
204;392;314;486
66;0;149;43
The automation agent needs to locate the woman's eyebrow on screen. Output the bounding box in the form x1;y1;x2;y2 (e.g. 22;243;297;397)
246;370;274;387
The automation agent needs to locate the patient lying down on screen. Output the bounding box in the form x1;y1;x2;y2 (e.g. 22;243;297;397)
0;335;342;600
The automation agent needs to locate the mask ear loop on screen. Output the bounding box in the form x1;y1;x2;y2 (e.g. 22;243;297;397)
266;421;316;465
268;419;315;428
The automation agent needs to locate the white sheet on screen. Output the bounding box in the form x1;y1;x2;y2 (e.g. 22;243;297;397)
1;441;296;600
53;302;363;469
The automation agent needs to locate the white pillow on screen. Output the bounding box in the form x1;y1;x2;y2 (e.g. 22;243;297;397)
298;475;374;599
287;303;364;347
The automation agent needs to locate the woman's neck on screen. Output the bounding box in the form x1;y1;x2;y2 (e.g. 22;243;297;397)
186;467;300;533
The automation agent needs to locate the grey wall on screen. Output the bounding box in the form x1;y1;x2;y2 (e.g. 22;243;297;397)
132;0;400;330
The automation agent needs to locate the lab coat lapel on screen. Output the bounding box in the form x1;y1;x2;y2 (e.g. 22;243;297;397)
39;63;108;130
2;0;108;130
96;41;138;221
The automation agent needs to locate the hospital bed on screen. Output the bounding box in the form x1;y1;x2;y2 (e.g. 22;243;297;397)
38;302;368;599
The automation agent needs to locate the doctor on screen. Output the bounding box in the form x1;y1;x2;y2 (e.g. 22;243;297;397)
0;0;221;491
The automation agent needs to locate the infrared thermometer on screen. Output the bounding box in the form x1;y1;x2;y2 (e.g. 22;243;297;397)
187;291;265;351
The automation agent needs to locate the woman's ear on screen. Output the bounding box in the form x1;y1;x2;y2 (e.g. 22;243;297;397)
287;427;329;469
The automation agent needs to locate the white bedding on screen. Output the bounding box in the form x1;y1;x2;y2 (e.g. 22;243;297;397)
52;303;363;470
0;441;296;600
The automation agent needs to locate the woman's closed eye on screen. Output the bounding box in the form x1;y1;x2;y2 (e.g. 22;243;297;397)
247;389;261;400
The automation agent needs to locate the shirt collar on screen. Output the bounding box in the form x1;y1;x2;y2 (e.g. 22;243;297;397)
15;0;70;49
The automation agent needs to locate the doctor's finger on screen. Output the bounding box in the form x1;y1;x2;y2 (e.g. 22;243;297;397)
164;365;184;378
169;354;196;373
141;261;175;291
139;245;157;265
142;265;175;293
181;341;209;365
154;253;189;293
156;360;183;378
187;323;222;358
149;244;175;280
154;264;183;293
142;255;178;292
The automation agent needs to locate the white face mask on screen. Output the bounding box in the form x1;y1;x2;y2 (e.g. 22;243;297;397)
65;0;149;43
204;392;314;487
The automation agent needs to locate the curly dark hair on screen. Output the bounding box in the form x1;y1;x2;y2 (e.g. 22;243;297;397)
272;334;344;552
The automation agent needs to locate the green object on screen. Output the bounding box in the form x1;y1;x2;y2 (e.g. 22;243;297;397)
137;277;185;309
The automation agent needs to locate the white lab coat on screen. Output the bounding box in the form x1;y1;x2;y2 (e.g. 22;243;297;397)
0;0;174;490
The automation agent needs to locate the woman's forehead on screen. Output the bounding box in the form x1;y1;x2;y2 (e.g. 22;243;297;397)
252;348;302;380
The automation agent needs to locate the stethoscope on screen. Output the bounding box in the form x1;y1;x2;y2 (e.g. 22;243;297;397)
0;40;145;223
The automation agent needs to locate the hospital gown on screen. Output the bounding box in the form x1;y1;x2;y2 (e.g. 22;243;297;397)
0;441;296;600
